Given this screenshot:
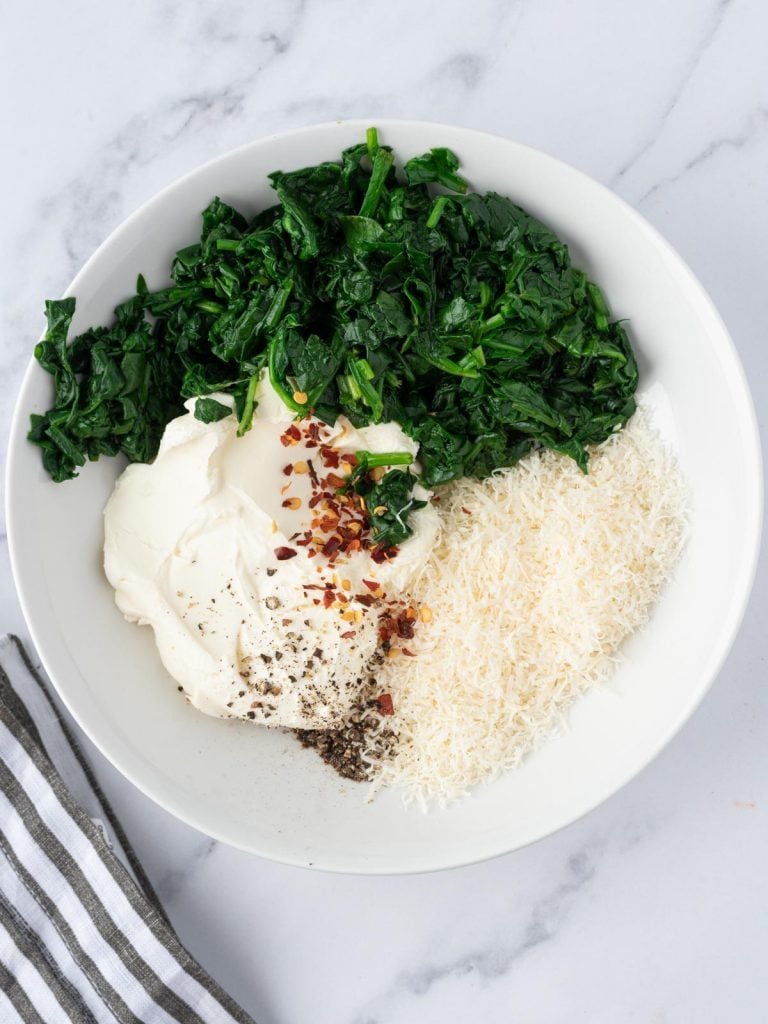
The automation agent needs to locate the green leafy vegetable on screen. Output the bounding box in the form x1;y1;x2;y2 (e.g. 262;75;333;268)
29;128;638;498
342;449;414;492
341;451;425;548
193;397;232;423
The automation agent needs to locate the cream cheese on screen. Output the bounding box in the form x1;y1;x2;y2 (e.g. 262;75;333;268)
103;374;438;729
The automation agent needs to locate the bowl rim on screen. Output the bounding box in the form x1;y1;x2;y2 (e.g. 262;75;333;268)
6;118;764;873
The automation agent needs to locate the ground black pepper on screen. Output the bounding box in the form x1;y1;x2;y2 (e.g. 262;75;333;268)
294;685;396;782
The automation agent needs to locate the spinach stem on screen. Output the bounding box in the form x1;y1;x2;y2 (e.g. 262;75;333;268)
359;149;394;219
263;278;294;331
356;450;413;469
366;127;379;160
237;373;260;436
481;313;505;333
426;196;448;229
349;358;383;419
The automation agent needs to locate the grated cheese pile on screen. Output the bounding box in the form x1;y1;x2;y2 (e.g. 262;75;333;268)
366;410;687;807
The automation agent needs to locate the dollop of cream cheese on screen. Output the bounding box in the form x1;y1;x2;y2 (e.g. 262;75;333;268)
103;373;438;729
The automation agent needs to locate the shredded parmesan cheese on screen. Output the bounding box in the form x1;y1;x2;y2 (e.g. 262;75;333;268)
366;410;687;807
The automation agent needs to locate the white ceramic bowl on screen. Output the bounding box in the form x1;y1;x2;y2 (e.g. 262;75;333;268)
7;120;762;873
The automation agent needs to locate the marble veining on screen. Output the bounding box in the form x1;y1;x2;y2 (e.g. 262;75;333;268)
612;0;735;186
1;1;767;1021
350;845;602;1022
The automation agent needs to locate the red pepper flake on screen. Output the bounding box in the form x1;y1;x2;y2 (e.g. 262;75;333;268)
307;459;319;487
308;493;323;509
402;648;416;657
363;579;379;592
377;693;394;716
340;453;358;467
461;507;473;515
321;447;340;468
325;472;346;489
397;618;416;639
322;589;336;609
322;536;342;557
281;618;292;627
378;616;398;642
274;547;297;560
286;424;301;441
354;593;375;607
340;630;357;639
371;545;398;563
282;464;294;476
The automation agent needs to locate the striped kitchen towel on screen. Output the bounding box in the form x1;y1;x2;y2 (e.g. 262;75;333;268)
0;633;254;1024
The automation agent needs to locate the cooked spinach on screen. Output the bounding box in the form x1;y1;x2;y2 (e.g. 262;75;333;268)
193;397;233;423
363;469;427;549
339;450;424;547
29;128;638;504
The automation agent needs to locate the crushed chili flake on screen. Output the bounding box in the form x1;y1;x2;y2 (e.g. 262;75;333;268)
282;463;293;476
402;648;416;657
322;536;342;557
461;506;473;515
377;693;394;716
340;630;357;639
371;545;398;563
397;618;416;639
274;546;297;560
363;579;380;592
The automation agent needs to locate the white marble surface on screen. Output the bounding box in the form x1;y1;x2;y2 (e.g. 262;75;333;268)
1;1;767;1020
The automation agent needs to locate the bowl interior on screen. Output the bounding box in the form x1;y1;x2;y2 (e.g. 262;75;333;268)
7;121;761;872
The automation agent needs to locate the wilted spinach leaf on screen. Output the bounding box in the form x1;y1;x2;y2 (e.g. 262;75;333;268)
29;127;638;496
193;397;232;423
